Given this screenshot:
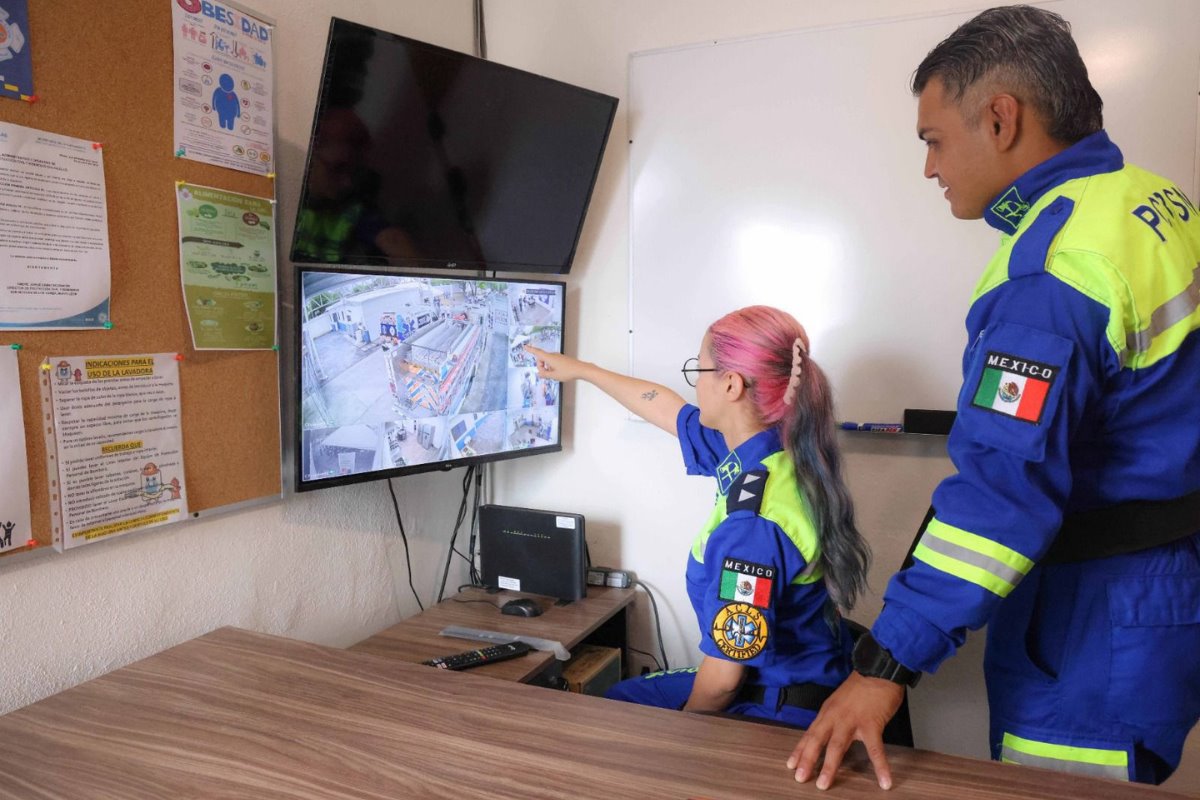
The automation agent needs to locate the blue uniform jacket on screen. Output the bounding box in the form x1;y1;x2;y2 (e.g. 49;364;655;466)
874;132;1200;674
677;404;849;689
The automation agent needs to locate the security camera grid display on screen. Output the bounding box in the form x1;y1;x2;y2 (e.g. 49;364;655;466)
299;270;563;485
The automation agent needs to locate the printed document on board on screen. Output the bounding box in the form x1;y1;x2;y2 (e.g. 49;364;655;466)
45;354;188;550
0;1;35;101
172;0;275;174
0;121;111;329
0;347;31;552
176;183;276;349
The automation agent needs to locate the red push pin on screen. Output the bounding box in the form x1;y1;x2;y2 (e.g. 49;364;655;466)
26;94;38;104
92;142;103;150
175;353;184;361
26;539;37;548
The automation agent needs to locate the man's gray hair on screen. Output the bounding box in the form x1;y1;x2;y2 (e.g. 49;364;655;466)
912;5;1103;143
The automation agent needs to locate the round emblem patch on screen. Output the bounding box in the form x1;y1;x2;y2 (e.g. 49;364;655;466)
711;602;768;660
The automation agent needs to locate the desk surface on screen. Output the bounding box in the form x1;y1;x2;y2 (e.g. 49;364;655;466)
0;627;1185;800
350;585;635;682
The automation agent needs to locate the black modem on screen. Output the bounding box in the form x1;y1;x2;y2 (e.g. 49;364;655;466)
478;504;587;603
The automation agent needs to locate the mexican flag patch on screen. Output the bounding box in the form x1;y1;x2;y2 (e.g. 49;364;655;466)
719;558;775;608
972;351;1058;424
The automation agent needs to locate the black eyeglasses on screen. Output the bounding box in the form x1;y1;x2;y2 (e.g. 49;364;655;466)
681;357;718;387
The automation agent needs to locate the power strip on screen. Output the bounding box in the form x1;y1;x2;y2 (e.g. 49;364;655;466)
586;566;634;589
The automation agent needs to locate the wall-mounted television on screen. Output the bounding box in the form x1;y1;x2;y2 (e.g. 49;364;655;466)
290;18;618;274
296;267;565;491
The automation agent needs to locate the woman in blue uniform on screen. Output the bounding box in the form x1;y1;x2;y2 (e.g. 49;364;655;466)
526;305;870;726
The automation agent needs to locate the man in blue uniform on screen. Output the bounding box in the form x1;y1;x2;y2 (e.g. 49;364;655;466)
789;5;1200;789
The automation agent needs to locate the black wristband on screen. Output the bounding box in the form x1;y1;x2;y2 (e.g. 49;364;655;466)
852;632;921;688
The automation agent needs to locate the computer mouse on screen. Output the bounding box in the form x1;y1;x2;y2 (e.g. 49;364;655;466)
500;598;543;617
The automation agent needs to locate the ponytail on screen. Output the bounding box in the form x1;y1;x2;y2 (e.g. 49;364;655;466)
708;306;870;609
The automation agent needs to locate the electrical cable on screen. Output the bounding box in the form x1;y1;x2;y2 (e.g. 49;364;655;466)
635;580;669;671
473;0;487;60
465;465;484;585
436;465;476;602
387;478;423;612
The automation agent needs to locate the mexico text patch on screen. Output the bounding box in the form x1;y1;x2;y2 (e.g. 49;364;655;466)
712;602;768;660
972;351;1058;424
718;558;775;608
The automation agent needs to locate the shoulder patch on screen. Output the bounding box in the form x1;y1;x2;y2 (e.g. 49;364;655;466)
971;350;1059;424
726;468;767;515
1008;195;1075;279
718;558;775;608
712;602;768;660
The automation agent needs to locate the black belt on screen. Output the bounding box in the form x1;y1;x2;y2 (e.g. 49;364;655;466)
1043;488;1200;564
737;682;835;712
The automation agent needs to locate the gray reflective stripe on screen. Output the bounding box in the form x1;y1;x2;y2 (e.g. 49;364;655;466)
1125;264;1200;355
1001;746;1129;782
920;531;1025;587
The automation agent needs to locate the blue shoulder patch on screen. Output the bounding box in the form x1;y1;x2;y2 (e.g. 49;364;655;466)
726;468;767;515
1008;196;1075;279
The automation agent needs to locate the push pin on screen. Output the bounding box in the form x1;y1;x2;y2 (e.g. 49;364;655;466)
174;353;184;361
271;344;279;351
40;362;51;371
103;321;113;329
10;343;20;350
26;539;37;548
26;94;37;104
175;147;186;157
176;179;186;188
92;142;103;150
267;172;276;179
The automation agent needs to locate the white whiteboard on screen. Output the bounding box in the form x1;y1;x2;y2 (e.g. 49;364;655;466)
630;0;1200;422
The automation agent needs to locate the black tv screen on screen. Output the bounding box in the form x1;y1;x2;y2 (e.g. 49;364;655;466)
291;18;618;274
296;268;564;491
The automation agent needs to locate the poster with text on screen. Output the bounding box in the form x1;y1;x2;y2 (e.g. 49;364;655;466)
0;1;33;101
0;347;31;552
0;121;111;329
172;0;274;175
177;183;276;349
47;354;188;550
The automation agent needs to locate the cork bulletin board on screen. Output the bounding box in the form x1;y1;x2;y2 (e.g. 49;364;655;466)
0;1;282;559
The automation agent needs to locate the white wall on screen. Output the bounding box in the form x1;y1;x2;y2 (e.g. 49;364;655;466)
480;0;1199;785
0;0;477;714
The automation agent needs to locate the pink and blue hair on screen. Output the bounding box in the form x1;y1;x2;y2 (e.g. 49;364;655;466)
708;306;870;609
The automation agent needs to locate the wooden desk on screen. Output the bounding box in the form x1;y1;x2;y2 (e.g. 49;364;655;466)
0;627;1185;800
350;585;636;682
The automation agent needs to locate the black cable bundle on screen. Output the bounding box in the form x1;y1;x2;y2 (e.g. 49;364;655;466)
436;465;483;601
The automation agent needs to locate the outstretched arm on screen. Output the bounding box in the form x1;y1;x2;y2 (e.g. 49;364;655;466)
525;345;686;436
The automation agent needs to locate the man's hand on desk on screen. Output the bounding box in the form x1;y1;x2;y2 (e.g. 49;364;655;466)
785;672;905;790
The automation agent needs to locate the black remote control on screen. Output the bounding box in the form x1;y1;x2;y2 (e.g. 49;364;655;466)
422;640;533;671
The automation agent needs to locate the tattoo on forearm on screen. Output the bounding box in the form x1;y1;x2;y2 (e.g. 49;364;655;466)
641;389;658;401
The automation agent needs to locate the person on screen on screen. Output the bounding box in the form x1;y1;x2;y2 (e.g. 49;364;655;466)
293;106;416;263
526;305;870;727
788;5;1200;790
